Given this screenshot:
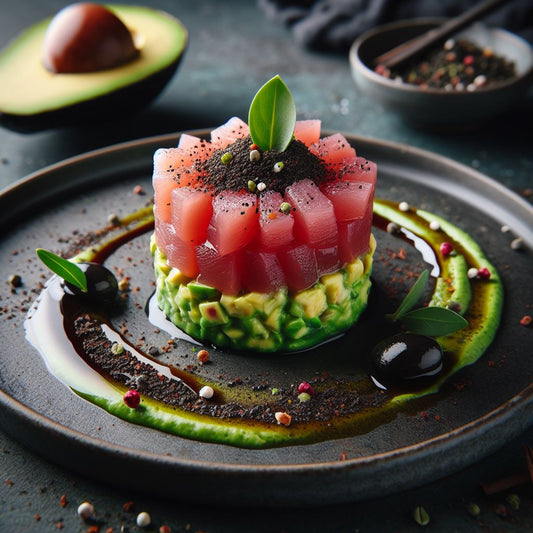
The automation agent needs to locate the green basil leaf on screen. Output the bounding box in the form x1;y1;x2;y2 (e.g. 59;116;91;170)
399;306;468;337
248;75;296;152
391;269;429;320
36;248;87;292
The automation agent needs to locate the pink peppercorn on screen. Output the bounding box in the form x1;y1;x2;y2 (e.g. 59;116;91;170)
463;55;474;66
298;381;315;397
123;389;140;409
477;267;491;279
440;242;454;257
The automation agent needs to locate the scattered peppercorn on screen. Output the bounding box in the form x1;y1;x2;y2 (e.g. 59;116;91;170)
197;349;210;364
520;315;532;327
275;411;292;426
136;511;151;528
440;242;454;257
413;505;430;526
199;385;214;399
9;274;22;287
77;501;94;520
123;389;141;408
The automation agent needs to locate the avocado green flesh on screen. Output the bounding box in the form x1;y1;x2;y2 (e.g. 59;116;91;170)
0;5;187;116
31;200;503;448
152;234;376;353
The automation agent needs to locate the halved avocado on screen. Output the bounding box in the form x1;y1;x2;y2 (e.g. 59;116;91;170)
0;5;188;131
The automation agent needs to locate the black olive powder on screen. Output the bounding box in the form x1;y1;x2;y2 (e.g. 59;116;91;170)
201;136;328;194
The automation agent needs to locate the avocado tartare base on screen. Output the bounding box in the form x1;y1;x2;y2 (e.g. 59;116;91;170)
151;234;376;353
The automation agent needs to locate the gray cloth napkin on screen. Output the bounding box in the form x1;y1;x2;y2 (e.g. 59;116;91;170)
259;0;533;51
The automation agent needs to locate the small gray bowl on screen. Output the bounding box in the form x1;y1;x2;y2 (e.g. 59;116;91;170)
350;19;533;129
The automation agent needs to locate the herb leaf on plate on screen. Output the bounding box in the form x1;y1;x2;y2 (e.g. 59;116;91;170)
36;248;87;292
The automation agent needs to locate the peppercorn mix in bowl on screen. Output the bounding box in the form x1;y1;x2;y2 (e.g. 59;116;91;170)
350;19;533;129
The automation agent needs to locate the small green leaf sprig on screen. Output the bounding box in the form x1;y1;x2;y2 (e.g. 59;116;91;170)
387;269;468;337
36;248;87;292
248;75;296;153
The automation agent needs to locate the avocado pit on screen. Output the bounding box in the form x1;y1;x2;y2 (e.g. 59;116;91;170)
42;3;139;73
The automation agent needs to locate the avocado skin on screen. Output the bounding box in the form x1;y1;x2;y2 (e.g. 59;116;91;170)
0;6;188;132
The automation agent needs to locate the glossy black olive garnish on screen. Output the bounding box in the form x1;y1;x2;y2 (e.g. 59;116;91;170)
369;333;444;391
64;262;118;305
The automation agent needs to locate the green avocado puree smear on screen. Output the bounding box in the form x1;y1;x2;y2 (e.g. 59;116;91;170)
26;199;503;448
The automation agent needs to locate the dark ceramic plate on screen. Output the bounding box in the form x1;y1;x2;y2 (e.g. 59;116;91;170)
0;132;531;506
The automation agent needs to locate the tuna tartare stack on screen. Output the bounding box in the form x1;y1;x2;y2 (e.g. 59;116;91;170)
151;76;377;352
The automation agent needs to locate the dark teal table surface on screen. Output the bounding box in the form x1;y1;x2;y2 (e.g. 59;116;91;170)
1;1;532;531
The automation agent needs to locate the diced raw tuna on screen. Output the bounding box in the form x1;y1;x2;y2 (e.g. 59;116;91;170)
243;250;286;293
310;133;356;176
256;190;294;249
196;243;242;294
316;245;341;276
210;117;250;149
156;220;199;278
321;180;373;222
171;187;213;245
337;201;373;263
294;120;321;147
206;191;258;256
285;179;338;248
277;243;318;292
341;156;377;188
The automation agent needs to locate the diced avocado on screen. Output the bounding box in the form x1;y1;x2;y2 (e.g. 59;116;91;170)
345;259;364;285
240;292;270;314
285;318;309;340
321;272;349;305
220;294;255;317
294;287;328;319
288;301;304;318
264;290;287;316
199;301;228;325
245;317;270;338
166;268;189;288
187;281;220;301
265;307;282;331
223;327;246;340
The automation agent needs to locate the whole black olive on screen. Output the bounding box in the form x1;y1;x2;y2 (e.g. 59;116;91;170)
369;333;443;391
64;262;118;304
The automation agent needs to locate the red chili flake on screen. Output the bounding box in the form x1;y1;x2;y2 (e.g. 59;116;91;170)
434;415;441;421
519;315;532;326
339;451;349;461
477;267;491;279
420;411;428;420
268;212;277;220
463;55;474;66
298;381;315;397
57;523;64;530
250;143;259;151
5;478;13;486
60;494;68;507
440;242;454;257
34;514;41;521
159;526;172;533
123;501;134;512
87;526;99;533
488;360;495;367
123;390;140;409
133;185;144;195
